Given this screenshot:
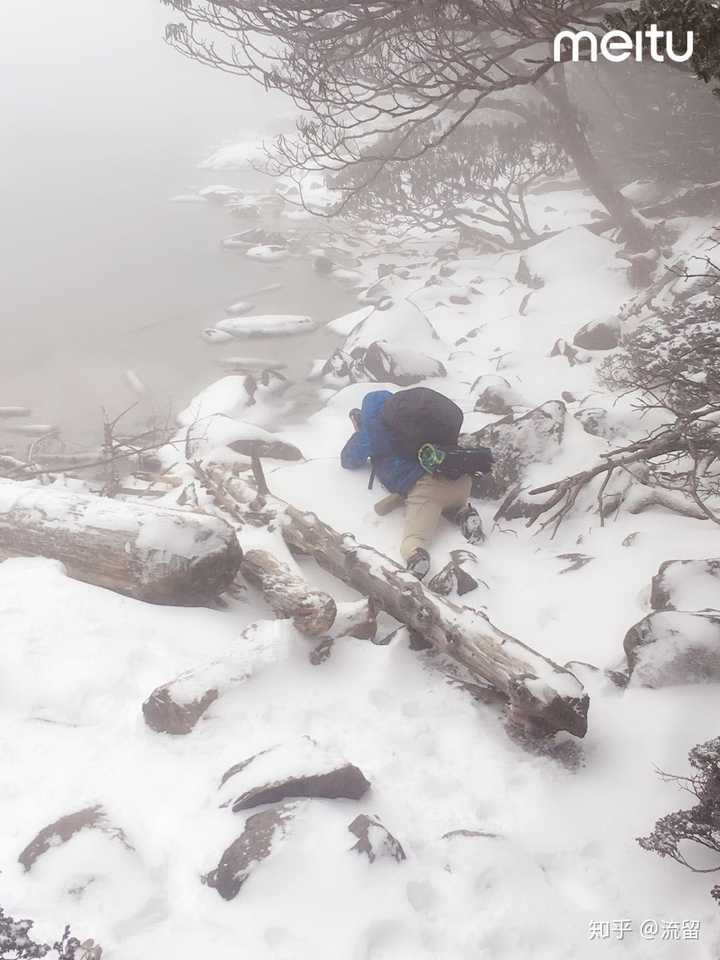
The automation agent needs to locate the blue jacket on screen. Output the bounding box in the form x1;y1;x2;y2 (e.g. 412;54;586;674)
341;390;425;495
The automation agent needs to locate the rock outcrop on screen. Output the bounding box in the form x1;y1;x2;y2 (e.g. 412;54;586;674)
348;814;406;863
461;401;566;498
650;559;720;612
572;317;621;350
624;611;720;687
204;803;299;900
220;739;371;813
19;806;132;872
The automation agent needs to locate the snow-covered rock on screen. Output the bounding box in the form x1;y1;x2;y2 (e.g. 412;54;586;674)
178;380;254;427
219;738;371;812
215;315;317;338
363;340;447;386
344;300;441;354
471;375;525;415
205;803;300;900
327;305;373;337
171;414;301;465
246;244;290;262
19;805;132;872
572;316;621;350
650;559;720;612
462;401;566;498
624;611;720;687
348;814;406;864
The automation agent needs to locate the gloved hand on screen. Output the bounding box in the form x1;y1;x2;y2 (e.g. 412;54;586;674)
417;443;446;473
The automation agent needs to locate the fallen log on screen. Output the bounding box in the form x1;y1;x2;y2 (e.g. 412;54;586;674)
241;548;377;639
143;596;378;735
0;480;242;604
279;505;588;737
241;548;337;636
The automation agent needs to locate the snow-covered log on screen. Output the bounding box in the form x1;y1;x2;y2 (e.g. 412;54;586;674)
143;596;378;737
0;480;242;604
241;548;337;635
279;505;589;737
241;549;378;638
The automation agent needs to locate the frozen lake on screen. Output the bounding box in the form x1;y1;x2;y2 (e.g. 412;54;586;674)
0;0;355;448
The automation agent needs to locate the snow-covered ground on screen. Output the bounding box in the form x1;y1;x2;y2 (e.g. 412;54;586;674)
2;187;719;959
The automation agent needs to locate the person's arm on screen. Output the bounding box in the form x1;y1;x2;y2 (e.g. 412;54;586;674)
341;430;371;469
341;409;371;469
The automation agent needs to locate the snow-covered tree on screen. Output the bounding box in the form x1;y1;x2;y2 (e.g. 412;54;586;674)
330;115;569;248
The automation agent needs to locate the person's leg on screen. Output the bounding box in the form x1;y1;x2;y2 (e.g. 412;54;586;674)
440;475;485;544
400;475;446;561
440;474;473;513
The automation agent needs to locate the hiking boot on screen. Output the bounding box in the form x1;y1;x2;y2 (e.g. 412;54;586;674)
406;547;431;580
456;504;485;545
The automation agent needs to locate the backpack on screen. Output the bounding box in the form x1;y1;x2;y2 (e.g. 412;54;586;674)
380;387;463;459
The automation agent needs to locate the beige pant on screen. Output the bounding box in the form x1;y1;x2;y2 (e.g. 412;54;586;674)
400;473;472;560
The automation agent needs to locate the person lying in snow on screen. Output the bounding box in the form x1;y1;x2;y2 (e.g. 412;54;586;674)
341;387;493;580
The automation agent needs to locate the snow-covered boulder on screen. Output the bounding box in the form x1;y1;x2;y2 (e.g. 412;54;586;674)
176;379;292;437
348;814;406;864
471;375;525;415
204;802;300;900
175;414;302;463
363;340;447;386
143;672;222;735
358;272;413;305
19;805;132;872
310;349;366;389
344;300;441;354
219;737;371;812
327;305;373;337
461;401;566;498
178;383;253;427
216;315;317;338
572;317;620;351
624;611;720;688
651;559;720;612
246;243;289;262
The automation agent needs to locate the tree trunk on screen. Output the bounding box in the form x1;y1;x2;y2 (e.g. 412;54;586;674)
0;480;242;604
143;593;378;735
241;548;378;639
280;505;589;738
541;73;653;253
241;548;337;635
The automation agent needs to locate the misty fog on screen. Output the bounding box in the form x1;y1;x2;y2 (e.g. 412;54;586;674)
0;0;352;445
